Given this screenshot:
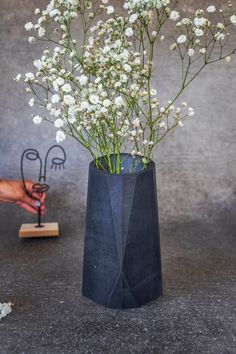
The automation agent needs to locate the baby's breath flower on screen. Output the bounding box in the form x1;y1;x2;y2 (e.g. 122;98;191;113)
129;13;138;23
177;35;187;44
25;22;34;31
25;72;35;81
230;15;236;25
215;32;225;41
115;96;124;107
182;18;192;25
28;36;36;44
150;89;157;96
14;74;21;82
125;27;133;37
194;17;207;27
38;27;46;37
28;98;35;107
170;43;177;51
188;107;195;116
51;94;60;104
199;47;207;54
107;6;114;15
56;130;66;143
0;303;12;320
195;28;204;37
54;118;64;128
207;5;216;13
61;83;72;93
188;48;195;57
64;95;75;106
225;56;232;62
33;115;42;125
169;11;180;21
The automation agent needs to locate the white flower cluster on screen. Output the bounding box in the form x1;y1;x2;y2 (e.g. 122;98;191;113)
169;3;236;59
0;302;12;320
15;0;236;173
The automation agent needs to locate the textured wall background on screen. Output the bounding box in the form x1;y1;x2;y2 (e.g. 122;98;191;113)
0;1;236;353
0;0;236;225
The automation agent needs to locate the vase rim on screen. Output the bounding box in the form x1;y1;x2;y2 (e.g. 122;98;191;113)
90;153;155;176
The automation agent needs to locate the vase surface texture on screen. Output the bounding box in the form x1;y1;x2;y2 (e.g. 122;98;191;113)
82;154;162;309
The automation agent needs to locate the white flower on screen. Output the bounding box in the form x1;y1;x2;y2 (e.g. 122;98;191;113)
194;17;207;27
188;48;195;57
125;27;133;37
215;32;225;41
89;94;99;105
199;48;206;54
225;56;232;62
78;75;88;86
38;27;46;37
124;64;132;72
33;115;42;125
14;74;21;81
195;28;204;37
217;23;225;30
177;35;187;44
62;83;72;93
115;96;124;107
178;121;184;127
207;5;216;13
102;0;108;3
230;15;236;25
188;107;195;116
162;0;170;6
132;118;140;128
49;9;61;17
35;8;40;15
129;13;138;23
80;101;90;110
25;22;34;31
56;130;66;143
29;98;35;107
25;72;35;81
182;18;192;25
64;95;75;105
120;73;128;83
107;6;114;14
51;94;60;104
103;99;111;107
54;118;64;128
53;77;65;91
170;11;180;21
159;121;167;129
28;36;36;44
170;43;177;51
0;303;12;320
150;89;157;96
33;59;43;70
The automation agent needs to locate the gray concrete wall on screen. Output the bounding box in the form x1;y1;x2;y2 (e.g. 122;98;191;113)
0;0;236;225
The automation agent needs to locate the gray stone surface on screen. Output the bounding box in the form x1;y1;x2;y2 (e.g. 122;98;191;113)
0;0;236;353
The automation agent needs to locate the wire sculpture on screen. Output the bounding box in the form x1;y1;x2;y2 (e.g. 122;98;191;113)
20;145;66;228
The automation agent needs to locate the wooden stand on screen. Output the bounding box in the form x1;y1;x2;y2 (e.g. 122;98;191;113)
19;222;59;238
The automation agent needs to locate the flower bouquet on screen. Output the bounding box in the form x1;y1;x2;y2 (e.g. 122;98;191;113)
16;0;236;308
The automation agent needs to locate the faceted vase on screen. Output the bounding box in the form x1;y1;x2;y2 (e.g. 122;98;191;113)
82;154;163;309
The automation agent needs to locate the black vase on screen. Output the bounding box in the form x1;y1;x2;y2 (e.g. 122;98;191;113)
82;154;162;309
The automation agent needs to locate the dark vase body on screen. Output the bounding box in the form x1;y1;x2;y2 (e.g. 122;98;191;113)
82;154;162;309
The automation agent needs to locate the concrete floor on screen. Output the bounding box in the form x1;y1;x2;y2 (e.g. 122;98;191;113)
0;0;236;353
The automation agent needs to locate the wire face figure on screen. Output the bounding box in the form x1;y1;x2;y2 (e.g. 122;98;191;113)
20;145;66;228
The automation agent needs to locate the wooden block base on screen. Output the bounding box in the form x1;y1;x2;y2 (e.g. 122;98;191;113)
19;222;59;238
